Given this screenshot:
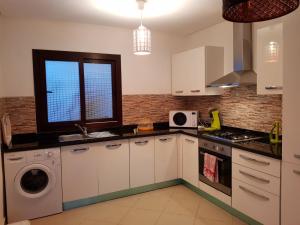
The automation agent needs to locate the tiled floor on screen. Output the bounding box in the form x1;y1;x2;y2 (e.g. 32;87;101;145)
31;185;248;225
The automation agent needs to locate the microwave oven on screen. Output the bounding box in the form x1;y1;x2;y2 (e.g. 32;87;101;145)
169;111;198;128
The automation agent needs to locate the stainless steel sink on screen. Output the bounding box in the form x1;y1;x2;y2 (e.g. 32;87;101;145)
59;131;117;142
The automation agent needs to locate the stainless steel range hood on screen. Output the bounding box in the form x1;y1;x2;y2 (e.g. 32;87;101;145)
207;23;257;88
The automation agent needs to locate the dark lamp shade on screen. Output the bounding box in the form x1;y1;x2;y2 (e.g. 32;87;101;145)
223;0;299;22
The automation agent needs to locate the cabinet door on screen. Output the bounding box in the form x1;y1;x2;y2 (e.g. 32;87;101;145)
61;145;98;202
96;140;130;195
155;135;177;183
281;162;300;225
257;23;283;95
130;137;155;188
182;136;199;187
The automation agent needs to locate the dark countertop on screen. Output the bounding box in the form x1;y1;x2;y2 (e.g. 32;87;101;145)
2;126;282;160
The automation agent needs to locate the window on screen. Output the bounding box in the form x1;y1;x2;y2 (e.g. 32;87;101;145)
33;50;122;133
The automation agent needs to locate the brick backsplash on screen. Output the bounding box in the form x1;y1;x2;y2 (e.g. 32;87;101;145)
0;85;282;134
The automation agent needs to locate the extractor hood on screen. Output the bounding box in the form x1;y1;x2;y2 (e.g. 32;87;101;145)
207;23;257;88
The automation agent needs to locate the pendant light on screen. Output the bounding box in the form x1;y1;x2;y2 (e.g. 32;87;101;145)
133;0;151;55
223;0;299;23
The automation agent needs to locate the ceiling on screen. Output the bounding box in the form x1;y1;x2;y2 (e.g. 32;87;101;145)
0;0;224;35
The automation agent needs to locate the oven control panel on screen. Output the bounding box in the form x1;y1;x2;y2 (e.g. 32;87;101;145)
199;139;231;157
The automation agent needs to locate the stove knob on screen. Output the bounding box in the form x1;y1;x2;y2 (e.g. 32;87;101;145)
47;152;54;158
204;143;208;147
220;147;224;152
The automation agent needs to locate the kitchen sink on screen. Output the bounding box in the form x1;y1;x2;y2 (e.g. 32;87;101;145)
59;131;118;142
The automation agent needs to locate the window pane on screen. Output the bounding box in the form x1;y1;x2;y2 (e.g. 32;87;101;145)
45;61;81;123
84;63;113;120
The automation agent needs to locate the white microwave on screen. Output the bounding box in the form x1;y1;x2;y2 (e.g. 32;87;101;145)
169;111;199;128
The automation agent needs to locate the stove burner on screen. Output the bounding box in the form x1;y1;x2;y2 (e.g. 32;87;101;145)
202;130;263;143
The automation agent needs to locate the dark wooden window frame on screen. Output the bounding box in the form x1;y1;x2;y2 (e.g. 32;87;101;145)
33;50;122;133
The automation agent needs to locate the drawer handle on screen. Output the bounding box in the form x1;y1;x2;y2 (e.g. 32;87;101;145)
159;138;171;142
135;140;149;145
8;157;24;161
239;185;270;201
239;170;270;183
175;90;183;94
106;144;122;149
72;147;89;152
293;170;300;175
185;138;195;144
190;90;201;93
239;154;270;166
265;86;283;90
294;154;300;159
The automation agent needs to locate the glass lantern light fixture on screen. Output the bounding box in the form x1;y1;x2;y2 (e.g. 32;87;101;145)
133;0;151;55
223;0;299;23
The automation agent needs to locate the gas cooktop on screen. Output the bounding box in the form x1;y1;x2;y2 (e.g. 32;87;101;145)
202;129;264;143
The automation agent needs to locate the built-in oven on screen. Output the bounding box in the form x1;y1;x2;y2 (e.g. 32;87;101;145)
199;139;232;196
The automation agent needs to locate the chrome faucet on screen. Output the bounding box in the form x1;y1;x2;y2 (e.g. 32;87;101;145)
75;124;88;137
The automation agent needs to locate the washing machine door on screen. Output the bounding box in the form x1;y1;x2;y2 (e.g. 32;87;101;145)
14;164;56;199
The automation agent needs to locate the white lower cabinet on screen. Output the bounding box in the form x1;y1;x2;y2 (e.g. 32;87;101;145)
281;162;300;225
95;140;130;195
154;135;178;183
182;136;198;187
130;137;155;188
61;144;98;202
232;179;280;225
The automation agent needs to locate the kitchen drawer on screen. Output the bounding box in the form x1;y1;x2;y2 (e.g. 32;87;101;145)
232;179;280;225
232;148;281;177
232;163;280;196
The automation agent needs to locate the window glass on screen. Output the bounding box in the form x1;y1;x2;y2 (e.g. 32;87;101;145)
45;61;81;123
84;63;113;120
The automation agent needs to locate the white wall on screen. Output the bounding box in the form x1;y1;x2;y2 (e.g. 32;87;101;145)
179;21;234;76
0;18;183;97
0;17;5;97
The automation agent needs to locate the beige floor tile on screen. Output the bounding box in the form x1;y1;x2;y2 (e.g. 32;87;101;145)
164;195;200;216
134;194;170;212
156;212;195;225
101;195;141;208
79;219;117;225
79;203;130;223
119;208;161;225
232;217;249;225
31;211;84;225
196;200;233;223
194;218;232;225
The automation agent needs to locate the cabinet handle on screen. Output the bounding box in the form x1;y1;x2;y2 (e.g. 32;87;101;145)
72;147;89;152
106;144;122;149
185;138;195;144
265;86;283;90
239;185;270;201
159;138;171;142
294;154;300;159
239;154;270;166
175;90;183;94
8;157;24;161
293;170;300;175
190;90;200;93
239;170;270;183
135;140;149;145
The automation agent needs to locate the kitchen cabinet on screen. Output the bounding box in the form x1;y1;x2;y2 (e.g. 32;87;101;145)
154;135;178;183
256;23;283;95
95;140;130;195
172;46;224;96
182;135;198;187
61;144;98;202
130;137;155;188
281;162;300;225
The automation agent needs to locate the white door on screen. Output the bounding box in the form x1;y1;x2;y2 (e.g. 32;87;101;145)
61;145;98;202
182;136;198;187
96;140;130;195
130;137;155;188
281;162;300;225
154;135;178;183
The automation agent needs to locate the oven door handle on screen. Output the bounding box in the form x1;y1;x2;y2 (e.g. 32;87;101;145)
199;152;224;162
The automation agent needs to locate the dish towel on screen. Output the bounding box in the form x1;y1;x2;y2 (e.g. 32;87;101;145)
203;153;219;183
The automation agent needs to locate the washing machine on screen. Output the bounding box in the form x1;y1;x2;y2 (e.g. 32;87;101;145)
4;148;63;223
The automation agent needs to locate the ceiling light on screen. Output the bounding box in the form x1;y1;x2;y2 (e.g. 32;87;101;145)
92;0;184;18
133;0;151;56
223;0;299;22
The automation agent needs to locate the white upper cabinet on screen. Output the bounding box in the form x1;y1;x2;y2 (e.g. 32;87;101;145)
154;135;178;183
172;46;224;96
256;23;283;95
